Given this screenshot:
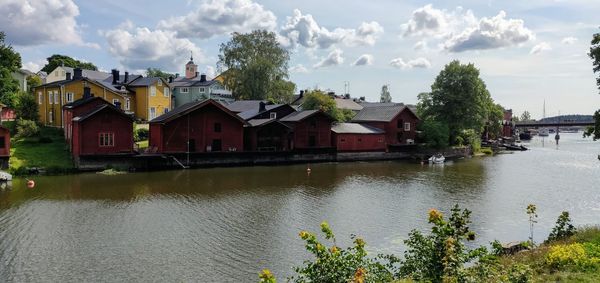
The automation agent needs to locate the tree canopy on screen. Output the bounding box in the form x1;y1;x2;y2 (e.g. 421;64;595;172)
301;90;354;122
520;111;532;122
218;30;295;103
0;31;21;107
40;54;97;73
380;85;392;103
585;28;600;140
146;68;175;80
418;60;497;146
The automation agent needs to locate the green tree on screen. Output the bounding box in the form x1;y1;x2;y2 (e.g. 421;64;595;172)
145;68;175;80
486;103;505;140
0;31;21;108
218;30;294;102
26;75;42;93
380;84;391;103
301;90;351;122
418;119;450;149
520;111;532;122
418;60;494;144
15;91;39;122
40;54;97;73
268;78;296;104
585;28;600;140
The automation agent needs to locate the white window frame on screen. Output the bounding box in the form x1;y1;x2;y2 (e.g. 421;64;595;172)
199;87;205;93
180;87;189;93
150;107;156;119
112;99;119;106
54;92;58;105
38;92;43;105
150;86;156;96
66;92;74;103
404;122;411;131
48;91;53;104
164;87;169;97
270;112;277;119
157;80;162;86
125;98;130;111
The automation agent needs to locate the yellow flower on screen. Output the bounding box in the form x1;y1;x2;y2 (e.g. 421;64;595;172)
428;208;443;223
330;246;339;254
258;269;276;283
353;267;366;283
299;231;310;240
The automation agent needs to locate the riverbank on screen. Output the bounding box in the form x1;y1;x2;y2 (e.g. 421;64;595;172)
8;125;74;175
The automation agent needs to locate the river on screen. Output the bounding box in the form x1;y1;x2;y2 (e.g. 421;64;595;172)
0;133;599;282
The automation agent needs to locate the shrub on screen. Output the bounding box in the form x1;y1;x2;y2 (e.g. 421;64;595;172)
134;128;149;142
38;136;53;143
14;119;39;139
546;211;576;243
506;264;533;283
15;91;39;122
546;243;600;270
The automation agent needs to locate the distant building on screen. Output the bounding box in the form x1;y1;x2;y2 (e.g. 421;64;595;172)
171;56;233;107
232;101;296;151
503;109;513;137
11;69;34;92
45;66;111;84
331;123;386;152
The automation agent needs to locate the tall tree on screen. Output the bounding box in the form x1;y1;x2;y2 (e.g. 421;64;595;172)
0;31;21;108
417;60;494;144
218;30;294;102
520;111;532;122
146;68;175;80
380;84;392;103
585;28;600;140
301;90;353;122
40;54;98;73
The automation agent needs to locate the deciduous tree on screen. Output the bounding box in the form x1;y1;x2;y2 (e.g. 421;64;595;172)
380;84;392;103
145;68;175;80
301;90;353;122
0;31;21;108
520;111;532;122
40;54;97;73
585;28;600;140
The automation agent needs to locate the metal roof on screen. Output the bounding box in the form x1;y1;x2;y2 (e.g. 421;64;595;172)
225;100;268;113
334;98;363;111
279;110;322;122
331;123;384;134
352;105;407;122
150;99;245;124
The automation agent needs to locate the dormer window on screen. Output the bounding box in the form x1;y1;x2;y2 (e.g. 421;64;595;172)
270;112;277;119
157;80;162;86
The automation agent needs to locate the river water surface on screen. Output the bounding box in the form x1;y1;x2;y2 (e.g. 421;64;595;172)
1;133;599;282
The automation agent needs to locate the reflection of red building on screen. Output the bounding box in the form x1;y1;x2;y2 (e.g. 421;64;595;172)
352;105;419;148
503;109;513;137
0;125;10;168
149;99;246;153
331;123;386;152
280;110;334;149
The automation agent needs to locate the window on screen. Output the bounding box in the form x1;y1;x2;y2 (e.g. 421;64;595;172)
125;98;130;111
181;87;189;93
163;108;169;114
48;91;53;104
150;86;156;96
404;122;411;131
112;99;119;106
157;80;162;86
199;87;205;93
397;119;403;129
55;71;59;77
99;133;115;147
49;111;53;122
214;122;222;133
270;112;277;119
54;92;58;105
66;92;74;103
38;92;43;104
0;136;5;149
164;87;170;97
149;107;156;119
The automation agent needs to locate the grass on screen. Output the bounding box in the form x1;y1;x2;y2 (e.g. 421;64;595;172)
135;140;148;149
9;126;74;174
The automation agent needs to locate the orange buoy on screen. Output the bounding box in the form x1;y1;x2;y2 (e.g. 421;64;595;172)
27;180;35;189
306;166;311;174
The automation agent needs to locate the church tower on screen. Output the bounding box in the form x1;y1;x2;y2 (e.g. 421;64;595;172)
185;52;198;79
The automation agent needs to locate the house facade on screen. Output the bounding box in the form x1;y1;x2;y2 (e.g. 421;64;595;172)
149;99;246;153
352;105;419;148
171;56;233;107
233;101;296;152
331;123;386;152
63;96;107;149
11;69;34;92
127;77;172;121
280;110;334;150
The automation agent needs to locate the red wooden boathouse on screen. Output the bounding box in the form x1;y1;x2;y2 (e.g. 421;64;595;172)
351;105;419;148
331;123;386;152
280;110;334;150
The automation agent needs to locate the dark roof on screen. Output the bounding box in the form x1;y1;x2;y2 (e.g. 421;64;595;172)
63;96;104;109
225;100;268;113
359;102;404;108
280;110;334;122
36;78;78;88
62;67;111;81
127;77;166;87
247;118;292;129
237;104;290;120
331;123;384;134
150;99;246;124
352;105;416;122
72;104;133;122
171;77;218;87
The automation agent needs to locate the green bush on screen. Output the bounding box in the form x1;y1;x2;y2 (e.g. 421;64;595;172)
15;119;39;139
38;136;53;143
418;118;450;149
547;211;576;243
134;128;149;142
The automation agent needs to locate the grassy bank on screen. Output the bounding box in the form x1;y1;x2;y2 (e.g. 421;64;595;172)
9;125;74;175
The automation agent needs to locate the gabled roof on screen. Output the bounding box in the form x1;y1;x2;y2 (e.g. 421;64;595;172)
150;99;246;124
225;100;268;113
126;77;168;87
61;67;111;81
72;104;133;122
171;77;218;87
237;104;294;120
334;98;363;111
359;102;404;108
352;105;418;122
247;118;292;129
35;76;131;98
280;110;334;122
63;96;104;109
331;123;384;134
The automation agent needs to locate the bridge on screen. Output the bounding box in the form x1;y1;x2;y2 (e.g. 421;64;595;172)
514;120;595;128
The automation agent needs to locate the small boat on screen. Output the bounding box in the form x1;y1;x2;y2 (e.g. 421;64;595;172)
538;128;549;137
428;154;445;164
0;171;12;181
519;131;532;140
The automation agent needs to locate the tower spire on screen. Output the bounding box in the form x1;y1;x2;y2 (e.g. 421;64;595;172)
190;51;193;61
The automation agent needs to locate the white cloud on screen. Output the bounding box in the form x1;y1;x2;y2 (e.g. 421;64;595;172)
561;37;578;45
158;0;277;39
290;64;309;73
352;54;373;66
205;66;216;79
22;60;45;73
443;11;534;52
0;0;97;47
530;42;552;54
314;49;344;68
414;40;427;51
280;9;383;49
390;57;431;69
401;4;452;37
101;25;204;72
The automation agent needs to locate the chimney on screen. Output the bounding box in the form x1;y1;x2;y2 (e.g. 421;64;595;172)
124;72;129;83
111;69;120;85
73;68;83;79
195;71;199;78
169;76;174;83
259;101;266;113
83;87;91;98
66;72;72;80
299;90;304;97
200;74;206;82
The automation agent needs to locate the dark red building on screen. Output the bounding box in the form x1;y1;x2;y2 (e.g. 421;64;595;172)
71;103;134;158
503;109;513;137
351;105;419;148
331;123;386;152
235;102;296;151
280;110;334;150
63;95;107;150
0;125;10;168
149;99;246;153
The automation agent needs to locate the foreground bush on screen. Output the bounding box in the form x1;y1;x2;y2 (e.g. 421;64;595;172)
15;119;39;139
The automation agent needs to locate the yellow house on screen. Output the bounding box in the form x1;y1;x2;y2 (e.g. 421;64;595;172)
127;77;172;121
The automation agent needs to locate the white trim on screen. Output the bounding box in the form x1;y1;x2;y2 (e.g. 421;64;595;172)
404;122;411;131
163;87;169;97
180;87;189;93
38;92;43;104
150;86;156;96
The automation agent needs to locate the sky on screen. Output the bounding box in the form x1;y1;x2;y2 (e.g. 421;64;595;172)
2;0;599;119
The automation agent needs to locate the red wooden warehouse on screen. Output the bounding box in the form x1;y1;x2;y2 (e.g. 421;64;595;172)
0;125;10;168
149;99;246;153
280;110;334;150
70;102;134;159
63;93;107;150
331;123;386;152
351;105;419;149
